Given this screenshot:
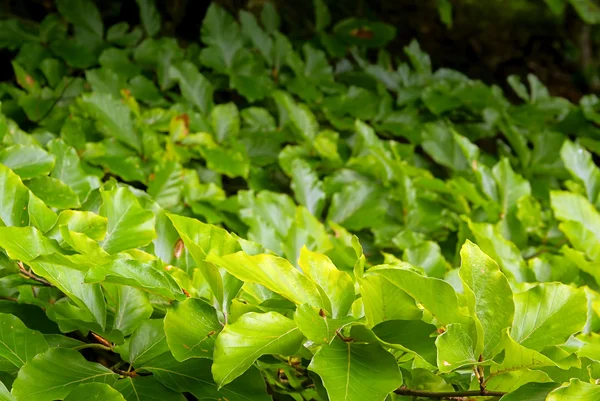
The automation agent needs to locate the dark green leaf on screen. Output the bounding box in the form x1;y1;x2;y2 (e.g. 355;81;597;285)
136;0;161;37
12;348;118;401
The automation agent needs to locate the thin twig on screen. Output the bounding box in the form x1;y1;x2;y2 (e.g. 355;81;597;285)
394;387;506;399
37;76;77;123
17;262;52;287
112;367;137;377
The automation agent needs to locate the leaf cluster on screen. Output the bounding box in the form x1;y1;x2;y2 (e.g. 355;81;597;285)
1;0;600;400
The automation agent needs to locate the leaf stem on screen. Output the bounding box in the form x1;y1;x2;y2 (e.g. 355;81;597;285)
73;343;113;352
17;262;52;287
394;387;506;399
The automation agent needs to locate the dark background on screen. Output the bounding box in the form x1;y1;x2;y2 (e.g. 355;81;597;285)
1;0;596;102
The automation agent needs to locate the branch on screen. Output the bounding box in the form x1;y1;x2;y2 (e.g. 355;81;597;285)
394;387;506;399
17;262;52;287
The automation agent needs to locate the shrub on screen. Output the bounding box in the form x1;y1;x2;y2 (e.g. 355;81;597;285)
1;0;600;400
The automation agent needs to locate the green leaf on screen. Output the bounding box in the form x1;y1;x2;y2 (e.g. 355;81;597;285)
0;20;38;50
294;304;356;345
459;241;514;359
197;139;250;178
200;4;243;71
298;247;354;318
239;11;272;65
273;92;318;140
12;348;118;401
551;191;600;265
314;0;331;31
0;382;15;401
47;139;101;203
437;0;453;28
403;242;448;279
128;319;170;367
81;93;142;152
569;0;600;24
105;284;153;336
491;329;559;375
211;102;240;143
308;338;402;401
144;353;270;401
167;213;241;310
546;378;600;400
372;319;437;366
25;176;81;209
561;140;600;205
368;266;470;326
493;158;531;243
290;159;326;217
86;258;183;300
0;145;55;179
114;376;186;401
0;226;61;261
147;161;183;209
164;298;222;361
511;283;587;351
29;254;107;328
327;180;387;231
53;209;107;240
260;3;280;34
422;122;477;171
229;51;274;102
0;164;29;227
28;193;57;233
499;382;560;401
64;383;126;401
169;61;214;115
207;252;326;309
467;220;531;282
435;323;477;372
100;187;156;254
99;48;141;79
136;0;161;37
56;0;103;38
213;312;304;386
0;314;48;371
360;274;423;325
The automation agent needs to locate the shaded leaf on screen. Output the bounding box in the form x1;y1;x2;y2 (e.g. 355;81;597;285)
136;0;161;37
12;348;118;401
114;376;186;401
144;352;270;401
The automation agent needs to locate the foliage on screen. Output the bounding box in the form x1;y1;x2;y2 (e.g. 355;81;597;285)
0;0;600;400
